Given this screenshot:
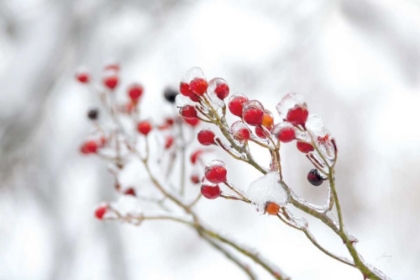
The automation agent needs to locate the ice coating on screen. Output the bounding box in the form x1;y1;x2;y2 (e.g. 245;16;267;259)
205;159;226;171
305;114;330;138
246;172;288;212
276;92;306;120
208;78;229;99
272;122;295;137
182;67;206;83
175;94;191;108
230;121;251;142
243;100;264;115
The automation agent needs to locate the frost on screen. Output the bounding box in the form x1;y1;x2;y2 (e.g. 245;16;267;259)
276;92;306;120
246;172;288;212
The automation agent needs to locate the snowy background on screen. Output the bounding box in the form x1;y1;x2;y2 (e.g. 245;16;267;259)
1;0;420;279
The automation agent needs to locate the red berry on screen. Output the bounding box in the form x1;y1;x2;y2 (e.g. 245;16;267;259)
188;93;200;102
94;205;107;220
180;82;193;96
198;129;215;146
215;84;229;100
307;169;324;186
128;84;144;102
191;175;200;184
205;161;227;184
255;126;267;139
287;105;308;126
228;94;248;117
124;188;136;196
276;126;296;143
80;140;99;154
190;149;204;164
189;78;208;96
243;100;264;126
103;72;119;90
137;121;152;136
76;72;90;83
165;136;174;149
180;105;197;119
184;118;200;127
230;121;251;141
265;202;280;215
243;108;263;126
296;141;314;153
201;184;221;199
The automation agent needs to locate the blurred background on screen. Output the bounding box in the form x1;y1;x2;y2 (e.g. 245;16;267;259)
1;0;420;279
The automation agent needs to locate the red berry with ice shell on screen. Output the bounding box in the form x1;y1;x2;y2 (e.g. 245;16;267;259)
201;184;221;199
198;129;216;146
228;93;249;117
243;100;264;126
205;160;227;184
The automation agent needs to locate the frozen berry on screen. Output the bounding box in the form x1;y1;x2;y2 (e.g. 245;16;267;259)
198;129;215;146
287;105;308;126
201;184;221;199
189;78;208;96
137;121;152;136
274;124;295;143
190;149;204;164
165;136;174;149
230;121;251;142
75;71;90;83
103;71;119;90
124;188;136;196
208;78;230;100
255;126;267;139
296;141;314;153
94;204;107;220
228;94;248;117
80;140;99;154
180;105;197;119
205;160;227;184
243;100;264;126
265;202;280;215
87;108;99;120
191;175;200;184
180;82;193;97
164;87;178;103
128;84;144;102
184;117;200;127
307;169;324;186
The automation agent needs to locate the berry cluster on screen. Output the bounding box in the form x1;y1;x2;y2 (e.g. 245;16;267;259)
176;67;337;216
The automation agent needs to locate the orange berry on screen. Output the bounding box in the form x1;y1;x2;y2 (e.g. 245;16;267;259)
265;202;280;215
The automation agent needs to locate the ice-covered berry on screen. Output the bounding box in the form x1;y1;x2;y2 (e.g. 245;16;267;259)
205;160;227;184
296;141;314;153
184;117;200;127
274;123;296;143
180;105;197;119
124;188;136;196
128;84;144;102
228;93;248;117
75;70;90;83
190;78;208;96
201;184;221;199
103;70;119;90
137;121;152;136
230;121;251;142
190;149;204;164
307;169;324;186
94;204;107;220
255;126;267;139
198;129;215;146
262;111;274;128
243;100;264;126
287;105;308;126
191;174;200;184
208;78;230;100
80;140;99;154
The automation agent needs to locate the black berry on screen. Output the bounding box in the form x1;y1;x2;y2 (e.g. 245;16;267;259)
164;87;178;103
307;169;324;186
87;108;99;120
